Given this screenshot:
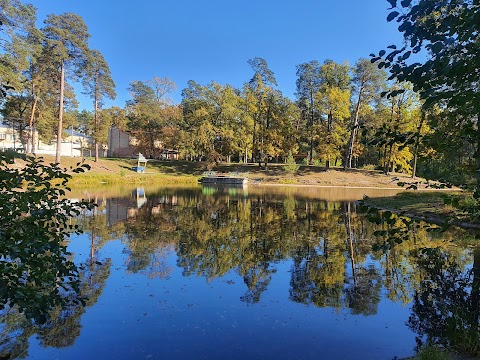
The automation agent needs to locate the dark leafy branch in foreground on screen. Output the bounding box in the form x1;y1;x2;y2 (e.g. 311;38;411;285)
0;151;95;324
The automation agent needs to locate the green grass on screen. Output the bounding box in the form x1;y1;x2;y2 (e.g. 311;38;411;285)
144;160;206;176
278;178;298;184
415;346;452;360
67;172;199;186
362;191;480;230
12;155;453;189
363;191;463;215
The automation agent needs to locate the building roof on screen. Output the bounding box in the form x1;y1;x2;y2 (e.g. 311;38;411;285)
131;153;148;162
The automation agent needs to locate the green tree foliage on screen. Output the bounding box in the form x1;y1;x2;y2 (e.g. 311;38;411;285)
20;27;53;153
295;60;322;163
4;1;467;180
75;109;93;133
0;93;30;147
345;58;386;169
127;77;180;159
0;78;78;151
360;82;422;174
0;0;36;98
102;106;127;130
17;33;79;150
42;13;90;163
315;60;351;170
420;108;474;183
82;49;116;162
179;62;299;167
181;80;245;163
0;152;94;323
0;2;60;155
373;0;480;186
284;151;299;173
246;57;278;167
316;86;350;167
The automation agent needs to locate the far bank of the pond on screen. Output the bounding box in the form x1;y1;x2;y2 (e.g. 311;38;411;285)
46;156;436;189
21;155;476;229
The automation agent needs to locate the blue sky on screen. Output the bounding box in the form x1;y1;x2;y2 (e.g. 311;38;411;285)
28;0;403;110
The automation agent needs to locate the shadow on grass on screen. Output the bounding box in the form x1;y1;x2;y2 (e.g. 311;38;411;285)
120;160;391;179
147;160;206;176
296;165;385;177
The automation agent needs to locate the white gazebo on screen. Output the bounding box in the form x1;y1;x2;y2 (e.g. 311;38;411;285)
131;153;148;173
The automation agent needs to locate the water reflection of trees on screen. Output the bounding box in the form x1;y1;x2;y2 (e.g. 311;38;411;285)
3;187;477;358
0;198;113;359
109;189;471;314
105;189;474;308
83;189;480;356
176;191;478;352
0;257;111;358
36;259;111;349
408;248;479;355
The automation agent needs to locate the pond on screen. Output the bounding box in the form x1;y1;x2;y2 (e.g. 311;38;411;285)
1;185;479;359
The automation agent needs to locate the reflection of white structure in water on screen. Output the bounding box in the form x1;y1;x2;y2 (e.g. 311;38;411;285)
107;198;131;226
107;188;147;225
106;189;178;225
132;187;147;209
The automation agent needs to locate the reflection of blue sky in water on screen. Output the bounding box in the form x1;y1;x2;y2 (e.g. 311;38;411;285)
31;239;416;360
4;186;477;360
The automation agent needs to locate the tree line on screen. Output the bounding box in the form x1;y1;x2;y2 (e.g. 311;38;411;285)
1;0;478;185
0;0;115;163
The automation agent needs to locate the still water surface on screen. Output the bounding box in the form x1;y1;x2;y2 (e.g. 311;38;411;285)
2;185;479;359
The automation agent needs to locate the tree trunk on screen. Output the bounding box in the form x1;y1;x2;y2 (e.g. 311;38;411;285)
27;95;38;154
476;112;480;188
308;91;315;164
384;144;393;175
94;79;99;162
344;202;356;284
346;84;364;169
412;111;425;179
55;61;65;164
325;112;333;171
382;146;387;171
31;127;36;154
470;248;480;333
91;195;98;262
309;139;314;165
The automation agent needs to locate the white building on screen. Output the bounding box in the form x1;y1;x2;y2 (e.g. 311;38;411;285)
0;122;23;151
0;122;93;157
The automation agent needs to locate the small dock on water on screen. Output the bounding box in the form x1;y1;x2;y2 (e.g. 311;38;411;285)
200;171;248;185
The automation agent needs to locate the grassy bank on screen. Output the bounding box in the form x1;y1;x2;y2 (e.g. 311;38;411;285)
362;191;479;230
66;158;476;230
13;155;475;228
19;155;444;188
14;156;202;186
